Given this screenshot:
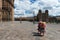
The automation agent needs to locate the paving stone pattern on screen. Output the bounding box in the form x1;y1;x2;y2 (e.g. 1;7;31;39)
0;21;60;40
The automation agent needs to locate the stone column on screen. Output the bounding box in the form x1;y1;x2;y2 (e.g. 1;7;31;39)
11;0;14;21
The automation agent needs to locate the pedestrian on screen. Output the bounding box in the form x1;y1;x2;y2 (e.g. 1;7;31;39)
37;21;42;33
37;21;46;36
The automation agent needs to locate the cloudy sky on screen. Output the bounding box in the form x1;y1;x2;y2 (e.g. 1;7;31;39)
14;0;60;17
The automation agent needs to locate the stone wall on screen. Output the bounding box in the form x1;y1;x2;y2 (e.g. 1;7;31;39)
0;0;14;21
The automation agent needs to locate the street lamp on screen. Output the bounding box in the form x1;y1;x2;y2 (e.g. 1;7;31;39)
20;16;22;23
33;11;35;24
17;14;20;21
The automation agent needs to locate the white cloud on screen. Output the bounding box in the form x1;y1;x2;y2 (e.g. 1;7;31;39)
14;0;60;17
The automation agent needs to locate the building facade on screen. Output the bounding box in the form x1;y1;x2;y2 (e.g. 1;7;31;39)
37;10;49;22
0;0;14;21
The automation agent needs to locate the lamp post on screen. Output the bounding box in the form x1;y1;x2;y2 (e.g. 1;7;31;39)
20;16;22;23
33;11;35;24
17;15;20;21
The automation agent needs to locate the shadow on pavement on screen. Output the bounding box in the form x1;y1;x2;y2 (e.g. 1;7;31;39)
32;32;44;37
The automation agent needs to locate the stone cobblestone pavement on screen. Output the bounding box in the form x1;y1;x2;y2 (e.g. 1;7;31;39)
0;21;60;40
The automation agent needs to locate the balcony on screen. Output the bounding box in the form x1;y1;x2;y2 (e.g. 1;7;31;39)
2;6;12;12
